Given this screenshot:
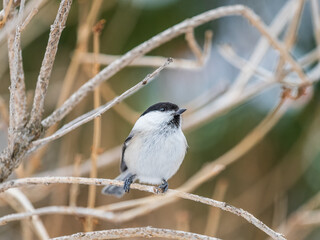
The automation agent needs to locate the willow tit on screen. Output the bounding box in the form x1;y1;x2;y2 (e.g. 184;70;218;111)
102;102;188;197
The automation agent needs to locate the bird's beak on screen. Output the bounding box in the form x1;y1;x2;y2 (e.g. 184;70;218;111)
175;108;187;115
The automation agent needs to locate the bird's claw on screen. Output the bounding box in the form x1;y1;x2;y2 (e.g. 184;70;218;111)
156;179;168;193
123;175;135;193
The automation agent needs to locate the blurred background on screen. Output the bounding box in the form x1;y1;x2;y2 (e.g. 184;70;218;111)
0;0;320;239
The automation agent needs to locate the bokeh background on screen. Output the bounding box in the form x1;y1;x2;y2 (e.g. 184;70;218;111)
1;0;320;239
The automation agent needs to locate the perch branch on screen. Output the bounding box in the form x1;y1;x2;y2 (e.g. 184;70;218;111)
0;177;285;240
42;4;307;129
28;0;73;129
50;227;220;240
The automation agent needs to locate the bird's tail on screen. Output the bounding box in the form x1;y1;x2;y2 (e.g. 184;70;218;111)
101;171;132;198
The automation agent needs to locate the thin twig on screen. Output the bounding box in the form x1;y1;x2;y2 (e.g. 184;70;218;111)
0;177;286;240
31;58;173;149
69;154;81;207
275;0;305;81
205;179;229;236
228;0;297;92
100;83;140;125
0;0;13;28
1;188;49;239
85;19;104;232
80;53;209;70
311;0;320;59
50;227;221;240
7;0;27;151
185;28;204;63
28;0;73;129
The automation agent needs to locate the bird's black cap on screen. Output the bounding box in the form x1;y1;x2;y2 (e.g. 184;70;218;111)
141;102;179;116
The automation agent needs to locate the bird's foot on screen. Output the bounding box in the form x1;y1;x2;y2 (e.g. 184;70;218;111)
123;174;135;193
156;179;168;193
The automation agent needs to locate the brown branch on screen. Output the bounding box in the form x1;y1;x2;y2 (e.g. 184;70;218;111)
85;19;104;232
69;154;81;207
0;177;286;240
41;4;307;129
50;227;220;240
0;0;13;28
28;0;73;129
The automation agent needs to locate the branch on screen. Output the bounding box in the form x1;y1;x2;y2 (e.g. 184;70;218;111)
50;227;220;240
1;189;49;240
0;176;286;240
227;0;295;92
28;0;73;129
30;58;173;149
41;4;307;129
79;30;212;70
7;0;27;151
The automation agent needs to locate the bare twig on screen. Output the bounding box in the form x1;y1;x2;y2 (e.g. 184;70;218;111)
50;227;221;240
311;0;320;59
100;83;140;125
69;154;81;207
185;28;204;63
275;0;305;81
28;0;73;129
85;19;104;232
42;4;307;129
205;179;229;236
80;30;213;70
80;53;208;70
7;0;27;151
0;177;286;240
0;0;13;28
228;0;296;92
0;205;116;224
31;58;173;149
1;188;49;239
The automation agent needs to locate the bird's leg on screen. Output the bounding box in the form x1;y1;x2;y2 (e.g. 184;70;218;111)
157;179;169;193
123;174;136;193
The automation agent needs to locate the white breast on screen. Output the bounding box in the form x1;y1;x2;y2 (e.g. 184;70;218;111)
124;127;187;184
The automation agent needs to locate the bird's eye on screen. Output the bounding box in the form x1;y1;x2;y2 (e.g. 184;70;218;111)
160;107;165;112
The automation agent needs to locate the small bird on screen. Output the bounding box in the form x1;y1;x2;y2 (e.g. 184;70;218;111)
102;102;188;197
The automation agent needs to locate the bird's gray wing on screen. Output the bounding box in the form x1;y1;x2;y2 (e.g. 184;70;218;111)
120;133;133;172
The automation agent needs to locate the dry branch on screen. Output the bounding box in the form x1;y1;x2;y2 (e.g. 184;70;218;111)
85;19;104;232
50;227;221;240
41;4;306;129
79;30;212;70
1;188;49;239
0;176;286;240
28;0;73;129
31;58;173;149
